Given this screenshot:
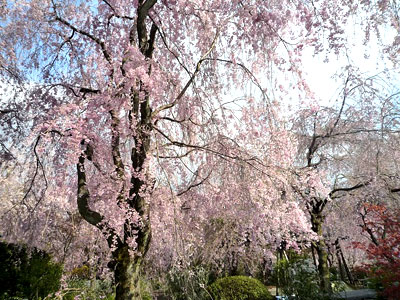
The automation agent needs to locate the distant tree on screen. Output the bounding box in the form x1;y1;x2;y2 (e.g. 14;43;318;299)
290;70;400;292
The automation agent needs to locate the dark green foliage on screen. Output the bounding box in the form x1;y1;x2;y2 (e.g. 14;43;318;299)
0;241;63;300
0;242;20;298
329;266;339;281
208;276;273;300
272;257;336;300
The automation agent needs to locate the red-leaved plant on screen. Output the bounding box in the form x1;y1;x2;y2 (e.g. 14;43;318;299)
353;204;400;300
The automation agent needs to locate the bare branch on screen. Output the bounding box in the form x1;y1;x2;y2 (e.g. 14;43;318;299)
204;58;270;104
154;148;196;159
149;14;192;76
177;170;212;196
330;76;349;133
102;0;134;20
52;1;112;64
153;125;260;165
359;207;379;246
22;136;48;209
151;30;219;118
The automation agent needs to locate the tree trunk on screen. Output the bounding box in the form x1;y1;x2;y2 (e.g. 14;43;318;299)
311;212;332;293
336;239;355;285
336;249;346;281
334;239;345;282
311;244;318;269
315;239;331;293
113;245;144;300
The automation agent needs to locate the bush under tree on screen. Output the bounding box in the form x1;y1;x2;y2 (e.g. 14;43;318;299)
208;276;273;300
0;241;62;300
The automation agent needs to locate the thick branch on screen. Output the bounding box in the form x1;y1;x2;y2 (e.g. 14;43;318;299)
79;87;100;95
136;0;157;51
307;130;319;167
359;209;379;246
77;155;102;226
145;22;158;59
77;145;122;248
329;181;370;198
0;109;18;115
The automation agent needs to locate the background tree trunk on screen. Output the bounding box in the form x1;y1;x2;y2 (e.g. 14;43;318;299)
335;239;355;284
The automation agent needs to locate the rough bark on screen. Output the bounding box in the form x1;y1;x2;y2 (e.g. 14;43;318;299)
111;2;155;299
310;211;332;293
113;245;144;300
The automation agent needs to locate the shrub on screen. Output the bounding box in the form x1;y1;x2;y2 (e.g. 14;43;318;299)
208;276;273;300
329;266;339;281
62;278;115;300
352;266;369;282
61;276;151;300
166;265;211;300
0;241;63;300
138;277;153;300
